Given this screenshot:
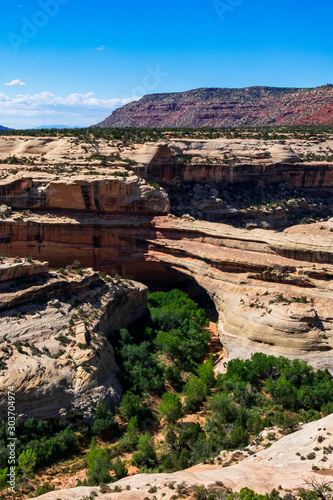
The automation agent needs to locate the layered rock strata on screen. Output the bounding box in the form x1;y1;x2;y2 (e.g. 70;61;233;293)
95;85;333;128
0;136;333;372
0;258;147;420
0;174;170;214
1;136;333;227
0;213;333;372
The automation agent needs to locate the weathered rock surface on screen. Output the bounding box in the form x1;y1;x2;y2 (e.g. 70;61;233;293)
0;136;333;372
36;414;333;499
0;256;48;284
147;217;333;372
0;174;169;214
95;85;333;128
1;135;333;227
0;213;333;372
127;138;333;225
138;139;333;192
0;258;147;420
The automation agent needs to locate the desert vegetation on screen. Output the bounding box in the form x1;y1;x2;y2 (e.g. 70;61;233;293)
1;125;333;143
189;482;333;500
1;289;332;497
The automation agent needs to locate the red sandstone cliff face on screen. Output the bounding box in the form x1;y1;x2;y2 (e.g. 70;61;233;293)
96;85;333;128
0;175;170;214
136;159;333;189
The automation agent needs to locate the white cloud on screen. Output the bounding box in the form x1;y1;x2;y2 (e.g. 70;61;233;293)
97;45;106;51
5;79;26;87
0;91;139;128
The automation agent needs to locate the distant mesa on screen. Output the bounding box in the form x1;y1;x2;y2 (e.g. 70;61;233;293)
32;125;82;130
95;84;333;128
1;125;81;132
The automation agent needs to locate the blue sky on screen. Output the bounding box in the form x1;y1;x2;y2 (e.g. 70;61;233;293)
0;0;333;128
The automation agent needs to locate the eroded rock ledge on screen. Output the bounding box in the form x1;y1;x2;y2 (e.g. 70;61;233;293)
0;173;170;214
0;258;147;420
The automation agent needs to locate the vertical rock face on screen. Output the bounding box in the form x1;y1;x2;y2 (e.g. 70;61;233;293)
0;260;147;420
132;140;333;189
131;139;333;227
0;174;170;214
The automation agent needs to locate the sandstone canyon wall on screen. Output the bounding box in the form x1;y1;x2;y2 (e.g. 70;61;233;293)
0;257;147;420
0;135;333;375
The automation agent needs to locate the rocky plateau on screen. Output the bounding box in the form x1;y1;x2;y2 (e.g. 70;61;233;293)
96;85;333;128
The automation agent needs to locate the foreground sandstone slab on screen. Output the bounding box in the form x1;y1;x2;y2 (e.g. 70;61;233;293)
36;414;333;499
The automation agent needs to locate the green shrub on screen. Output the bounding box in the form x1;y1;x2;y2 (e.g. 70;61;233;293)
118;330;165;395
57;333;70;346
159;393;183;423
16;343;23;353
321;401;333;416
150;290;209;371
28;427;79;467
229;426;249;448
120;392;154;426
197;354;215;387
132;433;157;468
183;375;209;413
86;442;111;486
112;457;128;480
18;449;37;478
91;401;119;439
0;468;8;489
